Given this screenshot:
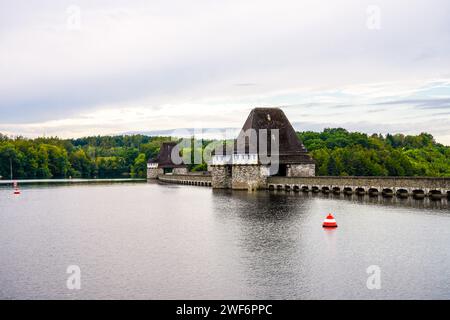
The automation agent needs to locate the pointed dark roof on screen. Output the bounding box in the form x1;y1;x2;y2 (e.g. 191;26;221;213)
148;141;187;168
236;107;314;164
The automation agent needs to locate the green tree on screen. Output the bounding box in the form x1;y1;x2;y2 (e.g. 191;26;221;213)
69;148;93;178
130;153;147;178
44;145;71;178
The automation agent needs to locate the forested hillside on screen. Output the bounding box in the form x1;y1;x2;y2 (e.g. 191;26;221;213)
0;134;171;179
298;129;450;177
1;129;449;179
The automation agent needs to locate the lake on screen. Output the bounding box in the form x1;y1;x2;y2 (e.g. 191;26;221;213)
0;181;449;299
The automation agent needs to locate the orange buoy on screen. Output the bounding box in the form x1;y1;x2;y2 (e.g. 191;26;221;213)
322;213;337;228
13;181;20;195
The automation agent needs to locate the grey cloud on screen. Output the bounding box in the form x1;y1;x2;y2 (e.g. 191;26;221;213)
1;0;450;139
373;98;450;110
292;119;450;137
121;119;450;145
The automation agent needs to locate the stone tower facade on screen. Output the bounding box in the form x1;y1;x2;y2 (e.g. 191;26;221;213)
211;107;315;190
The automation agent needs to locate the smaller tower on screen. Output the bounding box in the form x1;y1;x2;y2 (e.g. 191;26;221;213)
147;142;188;179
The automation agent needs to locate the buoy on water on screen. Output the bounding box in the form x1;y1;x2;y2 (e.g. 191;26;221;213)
322;213;337;228
13;180;21;195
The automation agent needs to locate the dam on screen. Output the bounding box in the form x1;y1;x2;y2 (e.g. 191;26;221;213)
156;173;450;200
148;107;450;200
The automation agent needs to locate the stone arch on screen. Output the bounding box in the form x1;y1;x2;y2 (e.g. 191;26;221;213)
269;184;275;191
343;187;353;195
355;187;365;196
382;188;394;197
277;184;283;190
293;185;300;192
332;186;341;194
311;186;320;193
301;186;309;192
368;188;379;196
429;190;443;200
396;188;409;198
285;185;291;191
322;186;330;194
412;189;425;199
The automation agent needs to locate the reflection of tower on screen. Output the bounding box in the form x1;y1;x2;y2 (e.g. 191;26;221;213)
211;190;319;298
211;107;315;190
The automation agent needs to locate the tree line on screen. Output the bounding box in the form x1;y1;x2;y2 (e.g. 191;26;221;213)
0;129;449;179
298;128;450;177
0;134;171;179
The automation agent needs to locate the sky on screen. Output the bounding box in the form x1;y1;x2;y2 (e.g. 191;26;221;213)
1;0;450;144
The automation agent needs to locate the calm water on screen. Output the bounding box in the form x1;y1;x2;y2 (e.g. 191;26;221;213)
0;181;449;299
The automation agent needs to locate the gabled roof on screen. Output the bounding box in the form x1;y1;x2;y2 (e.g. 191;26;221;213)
148;141;187;168
235;107;314;164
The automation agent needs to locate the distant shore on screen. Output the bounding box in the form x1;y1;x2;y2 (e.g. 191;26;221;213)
0;178;146;185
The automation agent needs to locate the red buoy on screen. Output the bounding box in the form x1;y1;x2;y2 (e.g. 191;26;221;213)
13;181;20;195
322;213;337;228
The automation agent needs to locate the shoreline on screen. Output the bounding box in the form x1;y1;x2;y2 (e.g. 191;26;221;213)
0;178;146;186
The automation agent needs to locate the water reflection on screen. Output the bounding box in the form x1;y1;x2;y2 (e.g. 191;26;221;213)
1;183;449;299
267;190;449;211
212;190;311;298
211;189;450;299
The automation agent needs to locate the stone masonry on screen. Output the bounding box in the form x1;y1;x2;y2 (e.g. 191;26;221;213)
147;167;163;179
286;164;315;177
211;166;232;189
173;167;188;175
231;165;270;190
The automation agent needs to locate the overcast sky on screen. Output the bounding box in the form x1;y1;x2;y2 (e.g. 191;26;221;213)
1;0;450;144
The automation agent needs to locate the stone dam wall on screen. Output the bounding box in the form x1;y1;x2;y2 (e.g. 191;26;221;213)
267;176;450;199
155;174;450;199
157;174;212;187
